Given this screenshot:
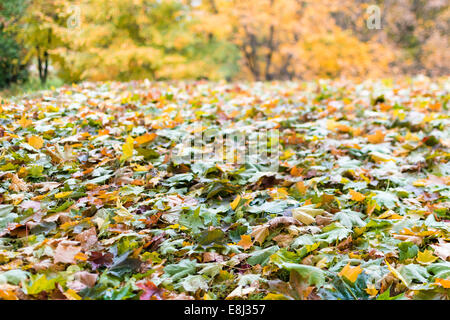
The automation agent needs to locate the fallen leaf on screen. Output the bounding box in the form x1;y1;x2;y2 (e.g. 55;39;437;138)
54;242;81;264
230;195;241;210
28;136;44;149
349;189;365;202
338;263;362;283
416;250;438;265
237;235;253;250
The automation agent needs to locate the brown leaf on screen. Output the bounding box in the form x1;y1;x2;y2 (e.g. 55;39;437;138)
251;225;269;245
9;174;28;192
431;241;450;261
54;242;81;264
75;227;98;250
74;271;98;287
267;216;301;230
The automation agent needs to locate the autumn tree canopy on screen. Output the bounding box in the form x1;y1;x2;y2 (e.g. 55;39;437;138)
3;0;448;84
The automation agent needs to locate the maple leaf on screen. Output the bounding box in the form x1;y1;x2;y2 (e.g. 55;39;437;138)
349;189;365;202
338;263;362;283
417;250;438;265
137;281;167;300
430;242;450;261
8;174;28;192
18;116;32;128
28;136;44;149
295;181;307;195
54;242;82;264
230;195;241;210
237;235;253;250
435;278;450;289
120;136;134;162
135;133;157;145
366;130;385;144
251;225;269;245
88;252;114;270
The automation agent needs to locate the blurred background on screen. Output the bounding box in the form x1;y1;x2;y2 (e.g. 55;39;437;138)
0;0;448;94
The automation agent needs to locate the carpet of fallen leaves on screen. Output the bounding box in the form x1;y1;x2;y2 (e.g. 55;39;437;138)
0;78;449;300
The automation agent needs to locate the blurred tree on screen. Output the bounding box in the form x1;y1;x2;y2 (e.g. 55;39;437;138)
332;0;449;76
195;0;394;80
18;0;69;84
0;0;29;89
49;0;239;82
13;0;448;83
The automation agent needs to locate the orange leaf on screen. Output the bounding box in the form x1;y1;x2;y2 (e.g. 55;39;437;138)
237;235;253;250
135;133;157;145
349;189;365;202
366;130;385;144
74;252;88;261
98;129;109;136
290;166;303;177
0;289;18;300
435;278;450;289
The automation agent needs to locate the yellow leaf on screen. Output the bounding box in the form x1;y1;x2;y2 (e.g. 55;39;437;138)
338;263;362;283
349;189;365;202
64;289;82;300
28;136;44;149
230;195;241;210
292;210;315;225
237;235;253;250
385;259;409;287
365;284;378;296
269;187;288;199
263;293;289;300
120;136;134;161
54;191;73;199
417;250;438;265
370;151;395;163
413;179;426;187
203;293;213;300
280;149;295;160
18;116;32;128
326;119;339;131
167;224;187;231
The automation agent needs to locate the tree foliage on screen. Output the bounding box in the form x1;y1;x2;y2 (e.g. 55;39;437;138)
0;0;29;88
2;0;449;84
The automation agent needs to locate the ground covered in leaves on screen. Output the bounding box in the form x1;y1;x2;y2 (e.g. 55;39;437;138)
0;78;449;300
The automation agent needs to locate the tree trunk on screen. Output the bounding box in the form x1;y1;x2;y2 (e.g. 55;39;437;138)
37;29;51;84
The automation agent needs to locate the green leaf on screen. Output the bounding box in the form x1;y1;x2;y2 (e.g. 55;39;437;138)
398;242;419;262
247;245;279;266
399;264;430;286
164;259;197;281
0;204;16;229
275;262;326;287
373;191;398;209
197;228;225;245
24;274;59;295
